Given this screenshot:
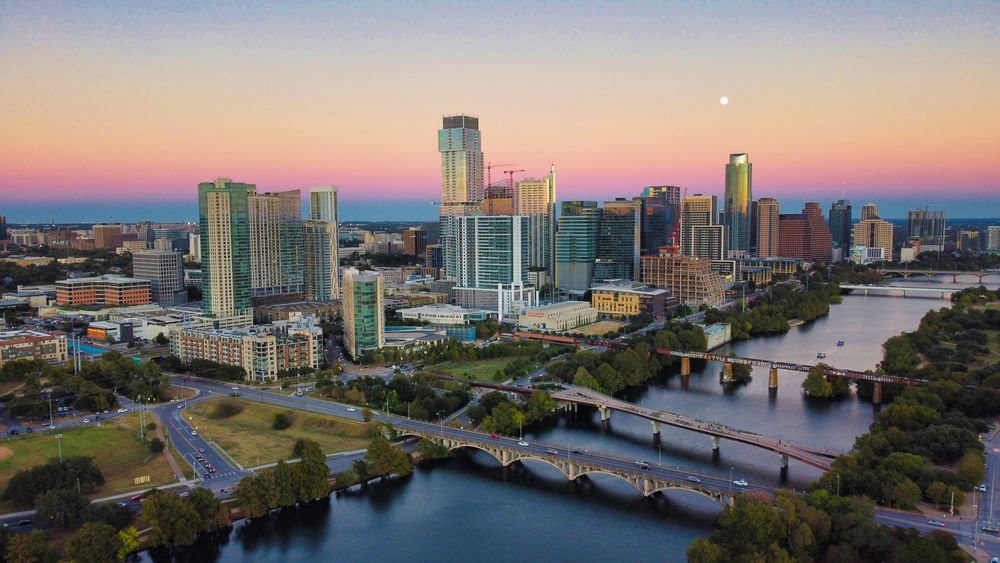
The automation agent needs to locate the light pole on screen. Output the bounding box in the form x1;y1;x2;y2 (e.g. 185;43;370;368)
729;466;734;498
45;389;53;427
55;434;64;462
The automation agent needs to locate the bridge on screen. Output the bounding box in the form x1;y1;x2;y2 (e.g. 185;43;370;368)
879;268;1000;283
514;331;924;403
551;386;842;470
395;418;739;506
840;284;958;299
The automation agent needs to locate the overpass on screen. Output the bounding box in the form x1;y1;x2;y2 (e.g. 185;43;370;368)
840;284;958;299
551;386;842;471
879;268;1000;283
395;418;739;506
514;331;924;403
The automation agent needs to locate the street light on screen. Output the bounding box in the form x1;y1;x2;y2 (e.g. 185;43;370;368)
55;434;64;462
729;466;734;497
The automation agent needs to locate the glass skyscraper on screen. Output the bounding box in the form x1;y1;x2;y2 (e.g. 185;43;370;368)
342;267;384;360
247;189;303;297
828;199;853;250
198;178;253;318
594;198;641;283
438;115;484;207
556;201;601;294
723;153;752;254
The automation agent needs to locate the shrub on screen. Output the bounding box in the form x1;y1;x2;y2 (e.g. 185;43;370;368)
148;437;165;454
209;399;244;420
272;412;293;430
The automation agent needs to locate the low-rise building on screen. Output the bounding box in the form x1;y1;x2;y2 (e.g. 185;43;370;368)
86;320;134;343
640;252;724;307
397;303;491;325
0;329;68;368
169;316;323;381
56;275;151;307
518;301;598;332
590;280;678;319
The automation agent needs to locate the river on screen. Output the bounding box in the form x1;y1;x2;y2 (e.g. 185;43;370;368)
145;287;994;563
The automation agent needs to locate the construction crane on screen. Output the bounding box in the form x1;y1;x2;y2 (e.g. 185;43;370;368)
503;169;525;192
486;162;516;188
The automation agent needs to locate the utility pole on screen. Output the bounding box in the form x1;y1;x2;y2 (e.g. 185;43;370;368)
55;434;63;462
950;489;955;517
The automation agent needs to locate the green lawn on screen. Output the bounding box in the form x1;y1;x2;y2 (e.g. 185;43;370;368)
430;357;528;382
183;398;372;467
0;414;180;506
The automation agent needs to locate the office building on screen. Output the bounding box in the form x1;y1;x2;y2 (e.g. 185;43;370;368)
403;227;427;258
518;301;598;332
482;185;515;216
199;178;253;318
853;216;894;262
0;329;68;368
170;317;323;382
908;206;945;242
754;198;780;258
988;226;1000;251
777;203;832;262
438;115;484;212
93;224;123;249
0;216;7;241
55;275;151;306
248;189;303;298
555;201;601;294
187;233;201;262
828;200;852;251
303;221;339;301
861;203;879;221
132;249;185;305
680;194;718;257
956;231;981;252
641;186;681;245
594;198;641;282
640;250;725;307
516;166;557;274
342;267;385;360
691;224;725;261
722;153;752;254
636;195;668;256
590;280;678;320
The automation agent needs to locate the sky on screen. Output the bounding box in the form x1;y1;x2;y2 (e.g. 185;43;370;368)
2;1;999;222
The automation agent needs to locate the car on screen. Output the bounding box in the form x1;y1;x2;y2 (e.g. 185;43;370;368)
208;468;217;473
16;519;32;527
980;484;988;492
25;427;32;433
101;410;109;414
544;448;559;454
117;408;128;414
117;501;128;507
571;449;583;454
48;424;55;430
199;448;206;453
927;520;945;527
518;441;530;447
130;494;143;501
990;557;998;563
687;476;702;483
82;418;91;423
346;407;357;412
634;460;651;470
982;524;1000;534
733;479;749;487
190;430;198;436
177;404;183;409
490;433;500;439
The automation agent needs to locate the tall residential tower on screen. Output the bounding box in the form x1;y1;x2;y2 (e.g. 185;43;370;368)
723;153;752;255
198;178;253;318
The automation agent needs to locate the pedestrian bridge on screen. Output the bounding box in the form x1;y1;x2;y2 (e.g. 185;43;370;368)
551;387;843;471
878;269;1000;283
397;422;736;506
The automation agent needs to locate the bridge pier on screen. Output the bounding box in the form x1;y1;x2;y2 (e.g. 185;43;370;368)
711;435;720;452
599;405;612;423
651;420;661;438
872;382;883;405
768;367;778;390
780;454;789;469
721;362;734;383
680;356;691;376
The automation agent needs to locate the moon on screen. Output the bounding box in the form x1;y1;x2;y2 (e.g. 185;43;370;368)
720;96;729;106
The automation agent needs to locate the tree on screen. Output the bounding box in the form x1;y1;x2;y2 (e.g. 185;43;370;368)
686;538;724;563
154;333;169;345
117;527;140;561
272;412;293;430
293;440;333;501
364;435;413;477
234;474;276;519
2;456;104;505
926;481;949;508
186;487;227;532
148;437;165;454
956;450;985;486
802;370;833;398
361;408;374;422
140;491;201;546
886;478;922;509
66;522;122;563
34;488;89;528
4;530;57;563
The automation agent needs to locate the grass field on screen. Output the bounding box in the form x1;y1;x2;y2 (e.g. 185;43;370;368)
0;413;181;507
183;398;372;467
574;320;626;337
430;357;526;381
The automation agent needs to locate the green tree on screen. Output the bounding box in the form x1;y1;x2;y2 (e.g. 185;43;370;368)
271;460;298;507
956;450;985;486
572;366;601;392
4;530;57;563
686;538;724;563
364;435;412;477
272;412;293;430
186;487;227;532
33;488;89;528
802;370;833;398
234;474;276;519
886;478;922;509
524;392;556;423
140;491;201;546
66;522;122;563
293;440;332;501
117;527;140;561
148;437;165;454
926;481;949;508
361;408;373;422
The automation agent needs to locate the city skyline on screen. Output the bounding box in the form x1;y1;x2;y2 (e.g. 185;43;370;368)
3;1;999;221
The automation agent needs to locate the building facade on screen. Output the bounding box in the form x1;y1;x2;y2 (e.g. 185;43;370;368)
132;249;185;305
303;220;339;301
722;153;752;254
515;166;556;275
555;201;601;295
342;267;385;360
594;199;641;282
518;301;598;332
755;197;780;258
56;275;151;306
828;199;852;251
907;206;945;242
680;194;718;257
248;189;303;298
640;251;725;307
590;280;677;319
438;115;484;210
199;178;253;318
93;224;123;249
0;329;68;368
853;217;894;262
777;203;832;262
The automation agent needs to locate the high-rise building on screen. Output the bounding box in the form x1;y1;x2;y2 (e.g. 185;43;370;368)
438;115;484;210
691;224;725;260
754;198;780;258
641;185;681;245
908;206;945;242
93;224;123;249
136;221;155;243
309;187;338;223
778;203;832;262
482;185;515;216
594;198;641;282
516;165;557;274
635;195;668;256
308;187;340;297
853;217;894;262
303;221;339;301
447;215;537;317
342;267;384;360
187;233;201;262
988;226;1000;252
199;178;253;318
556;201;601;294
640;250;725;307
861;203;879;221
402;227;427;258
723;153;752;254
247;189;303;299
0;215;7;241
132;249;185;305
828;200;853;250
680;194;720;258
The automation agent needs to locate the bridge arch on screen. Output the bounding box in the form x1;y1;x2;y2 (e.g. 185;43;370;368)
645;484;724;504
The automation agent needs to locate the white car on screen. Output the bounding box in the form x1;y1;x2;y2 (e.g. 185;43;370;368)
518;441;530;447
190;430;198;436
82;418;91;423
117;408;128;414
177;404;183;409
733;479;749;487
346;407;357;412
687;476;701;483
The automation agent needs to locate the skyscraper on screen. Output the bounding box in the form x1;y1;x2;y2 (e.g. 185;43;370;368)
861;202;879;221
248;189;303;298
988;226;1000;252
680;194;718;257
723;153;752;254
556;201;601;295
907;206;945;242
132;249;185;305
515;165;556;275
853;216;894;262
0;215;6;241
594;198;641;282
778;202;832;262
341;267;384;360
93;224;123;249
198;178;253;318
641;185;681;245
754;197;780;258
303;221;339;301
402;227;427;258
635;195;668;257
308;187;340;296
448;215;537;317
828;199;853;250
438;115;484;211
